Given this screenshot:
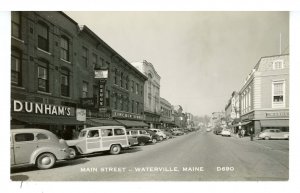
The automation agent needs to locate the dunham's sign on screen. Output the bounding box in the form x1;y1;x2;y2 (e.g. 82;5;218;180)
12;100;75;116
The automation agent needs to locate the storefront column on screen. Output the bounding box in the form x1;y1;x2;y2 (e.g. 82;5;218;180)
254;120;261;134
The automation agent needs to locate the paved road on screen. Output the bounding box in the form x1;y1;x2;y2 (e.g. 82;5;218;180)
11;131;289;181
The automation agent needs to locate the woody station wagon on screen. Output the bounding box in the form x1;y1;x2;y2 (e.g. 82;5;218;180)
66;126;130;158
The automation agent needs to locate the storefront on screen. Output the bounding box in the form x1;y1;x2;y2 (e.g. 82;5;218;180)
11;99;85;139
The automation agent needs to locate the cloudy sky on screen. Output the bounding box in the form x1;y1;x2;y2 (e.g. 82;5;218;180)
66;11;289;116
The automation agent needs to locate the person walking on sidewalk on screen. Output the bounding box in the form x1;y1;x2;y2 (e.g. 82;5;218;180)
241;129;245;138
250;127;254;141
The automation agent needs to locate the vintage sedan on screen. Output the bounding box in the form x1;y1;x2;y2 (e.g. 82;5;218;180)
127;129;153;146
221;129;231;137
11;128;71;170
258;129;289;140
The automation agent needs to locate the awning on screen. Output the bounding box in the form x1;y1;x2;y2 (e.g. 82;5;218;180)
86;118;122;126
232;121;251;127
260;120;289;127
12;114;83;125
115;119;149;127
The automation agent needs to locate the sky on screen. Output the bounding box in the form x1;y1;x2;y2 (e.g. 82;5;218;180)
67;12;288;116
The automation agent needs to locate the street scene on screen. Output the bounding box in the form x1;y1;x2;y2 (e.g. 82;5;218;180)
11;130;288;181
10;11;289;181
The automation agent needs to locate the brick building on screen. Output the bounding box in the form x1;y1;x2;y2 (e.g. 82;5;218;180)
159;97;174;128
11;11;148;139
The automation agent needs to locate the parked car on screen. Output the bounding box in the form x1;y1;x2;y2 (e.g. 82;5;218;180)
171;128;184;136
161;129;174;139
221;129;231;137
11;128;71;170
126;132;139;146
257;129;289;140
146;130;160;143
149;129;167;141
206;128;212;132
127;129;153;146
66;126;130;158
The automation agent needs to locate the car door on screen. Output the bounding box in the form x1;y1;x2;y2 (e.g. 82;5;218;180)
86;129;101;153
13;132;37;165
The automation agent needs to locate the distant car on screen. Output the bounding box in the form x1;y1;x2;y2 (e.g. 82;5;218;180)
206;128;212;132
149;129;167;141
146;130;160;143
171;128;184;136
127;129;152;146
11;128;71;170
161;129;174;139
221;129;231;137
258;129;289;140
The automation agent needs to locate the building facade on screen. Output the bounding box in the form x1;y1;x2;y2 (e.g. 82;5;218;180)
11;12;148;140
132;60;161;128
159;97;174;128
172;105;185;128
239;54;289;135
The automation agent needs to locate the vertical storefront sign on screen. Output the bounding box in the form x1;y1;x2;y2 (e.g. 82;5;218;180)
99;81;106;108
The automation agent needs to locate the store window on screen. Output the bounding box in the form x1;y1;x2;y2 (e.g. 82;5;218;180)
60;36;69;61
11;49;22;86
37;21;49;52
61;68;70;97
37;60;49;92
11;12;21;39
272;81;285;108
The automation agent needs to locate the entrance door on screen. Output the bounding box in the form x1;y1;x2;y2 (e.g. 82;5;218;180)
86;129;101;153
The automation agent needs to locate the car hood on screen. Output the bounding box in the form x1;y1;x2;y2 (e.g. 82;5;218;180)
66;139;82;146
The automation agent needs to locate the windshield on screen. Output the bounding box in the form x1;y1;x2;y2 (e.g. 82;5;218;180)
79;130;87;138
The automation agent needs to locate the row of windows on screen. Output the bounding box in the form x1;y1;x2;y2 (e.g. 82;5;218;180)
11;49;89;98
12;12;109;70
112;93;143;114
113;69;143;96
241;88;252;115
161;107;172;117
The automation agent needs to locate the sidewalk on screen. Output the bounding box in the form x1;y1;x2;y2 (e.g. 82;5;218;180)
231;133;254;141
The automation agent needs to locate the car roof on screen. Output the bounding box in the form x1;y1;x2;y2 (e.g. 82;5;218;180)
82;126;125;131
11;128;53;133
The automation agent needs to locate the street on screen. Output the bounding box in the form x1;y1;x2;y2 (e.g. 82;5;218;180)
11;130;289;181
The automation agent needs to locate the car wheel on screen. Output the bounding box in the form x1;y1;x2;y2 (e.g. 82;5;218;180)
36;153;56;170
69;147;77;159
152;138;157;144
139;141;146;146
110;144;121;155
159;136;163;141
265;136;270;140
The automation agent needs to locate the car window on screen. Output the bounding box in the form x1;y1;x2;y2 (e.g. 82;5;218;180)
269;130;275;132
101;129;113;137
15;133;34;142
131;130;138;135
114;129;125;136
87;130;99;138
140;130;147;134
36;133;49;140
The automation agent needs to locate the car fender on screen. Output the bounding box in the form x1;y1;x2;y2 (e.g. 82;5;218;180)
30;147;59;164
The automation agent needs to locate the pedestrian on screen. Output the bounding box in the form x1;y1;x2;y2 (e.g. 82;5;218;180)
238;128;242;138
241;129;245;138
250;127;254;141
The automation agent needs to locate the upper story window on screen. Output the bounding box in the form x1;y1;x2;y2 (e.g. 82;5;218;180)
60;36;69;61
114;69;118;85
61;68;70;97
125;76;129;90
11;12;21;39
120;73;124;88
131;80;134;92
82;46;88;67
37;22;49;52
82;81;88;98
37;60;49;92
11;49;22;86
272;80;285;108
136;83;139;95
273;60;284;70
140;85;143;96
92;53;98;69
